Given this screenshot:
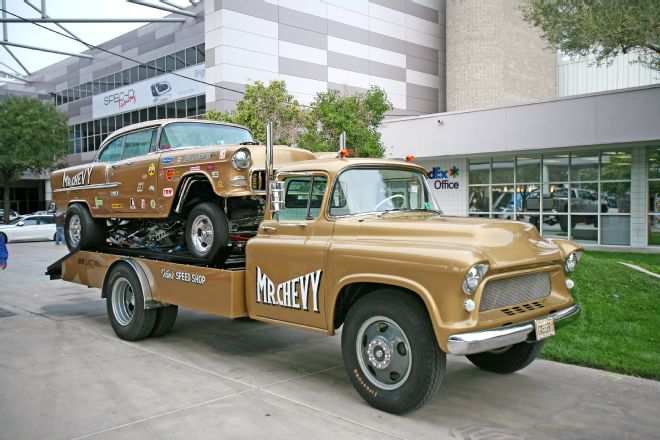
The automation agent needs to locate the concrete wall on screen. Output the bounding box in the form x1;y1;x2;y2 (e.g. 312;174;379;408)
445;0;555;112
203;0;446;114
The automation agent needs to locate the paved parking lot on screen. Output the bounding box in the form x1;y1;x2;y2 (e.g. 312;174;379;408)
0;241;658;440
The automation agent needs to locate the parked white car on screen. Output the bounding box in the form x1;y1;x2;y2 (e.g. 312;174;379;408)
0;209;20;223
0;215;56;243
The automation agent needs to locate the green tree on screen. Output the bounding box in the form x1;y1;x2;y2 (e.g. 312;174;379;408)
0;96;69;223
204;80;305;145
520;0;660;70
298;87;392;158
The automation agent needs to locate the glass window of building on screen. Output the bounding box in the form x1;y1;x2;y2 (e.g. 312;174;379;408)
648;147;660;246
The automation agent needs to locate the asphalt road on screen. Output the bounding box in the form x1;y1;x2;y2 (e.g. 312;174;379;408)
0;241;658;440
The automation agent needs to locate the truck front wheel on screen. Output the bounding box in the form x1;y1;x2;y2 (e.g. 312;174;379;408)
341;290;445;414
466;340;544;374
104;264;157;341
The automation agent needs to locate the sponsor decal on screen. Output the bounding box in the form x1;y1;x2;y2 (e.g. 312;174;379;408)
112;203;122;209
190;165;200;171
150;199;156;209
216;180;224;188
159;169;165;177
219;150;227;160
160;268;206;285
207;164;216;171
148;163;156;176
211;171;220;178
140;199;146;209
62;166;94;188
256;267;322;312
163;188;174;197
137;182;144;192
161;157;174;164
166;169;174;180
141;174;148;181
148;185;155;192
110;190;119;197
427;166;460;190
94;197;103;208
129;198;136;209
73;191;80;199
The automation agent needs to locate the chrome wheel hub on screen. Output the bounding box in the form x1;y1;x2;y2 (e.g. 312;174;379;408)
356;316;412;390
111;278;135;326
190;214;214;255
68;214;81;247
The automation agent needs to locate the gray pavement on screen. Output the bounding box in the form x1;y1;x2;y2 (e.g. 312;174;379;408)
0;241;658;440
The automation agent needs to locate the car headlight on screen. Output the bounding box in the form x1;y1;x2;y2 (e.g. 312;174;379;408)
231;148;251;170
462;263;489;295
565;251;582;273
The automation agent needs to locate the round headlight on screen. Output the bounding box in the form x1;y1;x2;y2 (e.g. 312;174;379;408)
565;251;581;273
462;263;489;295
231;148;251;170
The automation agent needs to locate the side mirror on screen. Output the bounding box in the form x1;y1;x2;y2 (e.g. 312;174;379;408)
17;221;25;227
269;181;285;213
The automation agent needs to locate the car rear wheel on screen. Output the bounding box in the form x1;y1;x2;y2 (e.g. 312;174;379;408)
185;202;229;263
65;203;106;252
466;340;544;374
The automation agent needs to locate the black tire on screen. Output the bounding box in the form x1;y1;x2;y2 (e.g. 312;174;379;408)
150;305;179;337
341;289;445;414
466;340;544;374
185;202;229;263
104;263;157;341
65;203;106;252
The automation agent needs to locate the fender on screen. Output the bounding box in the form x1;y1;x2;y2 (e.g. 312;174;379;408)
102;258;166;310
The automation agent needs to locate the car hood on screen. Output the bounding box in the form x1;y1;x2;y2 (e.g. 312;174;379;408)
349;214;563;270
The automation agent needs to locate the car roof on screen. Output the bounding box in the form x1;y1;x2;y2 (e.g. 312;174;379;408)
276;157;427;177
106;118;250;138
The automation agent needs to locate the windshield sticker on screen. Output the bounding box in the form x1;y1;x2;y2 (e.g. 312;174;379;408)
256;267;321;312
162;157;174;164
62;166;94;188
148;163;156;176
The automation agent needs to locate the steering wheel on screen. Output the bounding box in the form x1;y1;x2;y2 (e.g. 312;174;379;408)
374;194;406;211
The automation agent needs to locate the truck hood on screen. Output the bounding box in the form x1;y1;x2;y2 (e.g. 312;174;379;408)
352;214;563;270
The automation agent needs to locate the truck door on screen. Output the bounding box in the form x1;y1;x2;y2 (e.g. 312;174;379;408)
246;173;332;330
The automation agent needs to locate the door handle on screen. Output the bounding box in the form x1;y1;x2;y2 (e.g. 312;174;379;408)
111;164;119;169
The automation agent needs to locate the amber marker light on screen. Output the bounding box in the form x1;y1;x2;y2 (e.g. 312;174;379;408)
339;149;350;157
406;155;415;162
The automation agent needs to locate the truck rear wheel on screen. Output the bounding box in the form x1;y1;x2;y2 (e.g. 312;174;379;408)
65;203;106;252
185;202;229;263
466;340;544;374
150;305;178;337
104;264;157;341
341;290;445;414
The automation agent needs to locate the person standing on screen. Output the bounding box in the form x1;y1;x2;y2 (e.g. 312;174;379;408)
0;233;7;270
54;211;65;245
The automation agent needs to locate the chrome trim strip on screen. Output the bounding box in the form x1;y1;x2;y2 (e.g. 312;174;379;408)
446;304;581;355
53;182;121;192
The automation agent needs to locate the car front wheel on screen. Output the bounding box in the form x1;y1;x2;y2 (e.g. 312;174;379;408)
185;202;229;264
65;203;106;252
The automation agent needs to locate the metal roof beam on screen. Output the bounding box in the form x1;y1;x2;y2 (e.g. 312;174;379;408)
2;46;30;75
0;69;30;83
127;0;197;18
0;17;186;23
0;41;93;59
24;0;93;49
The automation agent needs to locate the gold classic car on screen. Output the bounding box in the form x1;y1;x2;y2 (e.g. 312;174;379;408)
51;119;316;263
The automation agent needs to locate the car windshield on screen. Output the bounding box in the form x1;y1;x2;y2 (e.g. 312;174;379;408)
7;217;24;225
160;122;254;149
329;168;441;216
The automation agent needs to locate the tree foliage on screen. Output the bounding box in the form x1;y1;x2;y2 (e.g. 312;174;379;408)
203;80;305;145
0;96;69;222
520;0;660;71
298;87;392;158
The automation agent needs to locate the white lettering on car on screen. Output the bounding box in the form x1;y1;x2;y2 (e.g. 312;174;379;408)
62;166;94;188
256;266;322;312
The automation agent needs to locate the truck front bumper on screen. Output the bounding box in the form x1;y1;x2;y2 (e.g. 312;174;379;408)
446;304;581;355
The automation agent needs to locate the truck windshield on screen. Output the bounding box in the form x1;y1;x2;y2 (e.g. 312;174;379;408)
329;168;441;216
160;122;254;149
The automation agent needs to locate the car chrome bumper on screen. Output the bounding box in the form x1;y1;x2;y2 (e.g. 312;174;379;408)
446;304;581;356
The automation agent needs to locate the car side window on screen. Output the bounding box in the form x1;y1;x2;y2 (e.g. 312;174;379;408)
122;128;157;160
98;136;125;163
275;176;327;221
22;218;38;226
39;216;54;224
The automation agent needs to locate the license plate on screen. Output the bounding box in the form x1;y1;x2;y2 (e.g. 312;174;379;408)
534;317;555;340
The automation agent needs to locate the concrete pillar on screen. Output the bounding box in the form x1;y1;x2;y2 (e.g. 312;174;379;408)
45;179;52;206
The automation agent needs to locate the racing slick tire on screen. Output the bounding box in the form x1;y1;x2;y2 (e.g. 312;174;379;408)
466;340;544;374
150;305;179;337
104;263;157;341
65;203;106;252
185;202;229;263
341;289;445;414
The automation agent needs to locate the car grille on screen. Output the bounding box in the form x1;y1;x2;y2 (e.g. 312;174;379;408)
479;272;551;312
250;170;266;192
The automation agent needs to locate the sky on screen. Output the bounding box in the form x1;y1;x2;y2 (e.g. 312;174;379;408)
0;0;199;76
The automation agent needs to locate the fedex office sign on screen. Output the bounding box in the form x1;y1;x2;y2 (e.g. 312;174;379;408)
428;166;460;190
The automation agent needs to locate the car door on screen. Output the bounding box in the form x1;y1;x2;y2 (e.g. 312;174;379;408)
15;217;39;241
108;127;160;214
246;173;332;330
38;216;56;240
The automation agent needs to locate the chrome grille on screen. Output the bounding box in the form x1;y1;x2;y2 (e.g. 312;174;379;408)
480;272;551;312
250;170;266;192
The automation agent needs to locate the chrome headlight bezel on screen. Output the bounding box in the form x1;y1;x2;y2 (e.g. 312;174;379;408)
462;263;489;295
231;148;251;170
565;251;582;273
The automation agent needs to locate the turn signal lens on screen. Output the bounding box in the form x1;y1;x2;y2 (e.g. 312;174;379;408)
462;263;489;295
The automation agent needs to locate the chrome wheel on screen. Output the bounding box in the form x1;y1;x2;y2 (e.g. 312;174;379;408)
68;214;81;248
111;277;135;326
356;316;412;390
190;214;214;256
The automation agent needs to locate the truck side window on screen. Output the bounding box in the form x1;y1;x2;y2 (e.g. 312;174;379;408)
122;128;157;160
276;176;327;221
98;136;125;163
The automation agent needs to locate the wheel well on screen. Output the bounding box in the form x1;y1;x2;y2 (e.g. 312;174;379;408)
173;175;220;215
333;283;427;331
